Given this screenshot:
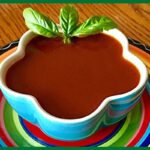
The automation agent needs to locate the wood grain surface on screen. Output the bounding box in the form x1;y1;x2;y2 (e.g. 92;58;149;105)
0;4;150;48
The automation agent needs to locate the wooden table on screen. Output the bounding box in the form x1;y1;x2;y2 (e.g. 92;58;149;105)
0;4;150;48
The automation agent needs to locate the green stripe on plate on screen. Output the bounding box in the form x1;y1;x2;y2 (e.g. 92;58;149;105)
98;102;142;147
4;101;44;147
3;99;142;147
110;102;142;146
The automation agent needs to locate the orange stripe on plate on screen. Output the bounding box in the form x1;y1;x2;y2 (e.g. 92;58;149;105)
0;48;16;63
129;45;150;69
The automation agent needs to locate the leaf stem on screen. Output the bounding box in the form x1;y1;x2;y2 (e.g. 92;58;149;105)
63;37;72;44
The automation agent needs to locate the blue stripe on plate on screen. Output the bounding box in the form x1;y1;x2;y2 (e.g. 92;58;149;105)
140;133;150;147
19;116;125;147
136;123;150;147
19;117;55;147
0;138;7;147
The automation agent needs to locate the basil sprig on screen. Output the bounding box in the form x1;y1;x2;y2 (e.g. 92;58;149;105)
59;5;79;44
23;6;117;44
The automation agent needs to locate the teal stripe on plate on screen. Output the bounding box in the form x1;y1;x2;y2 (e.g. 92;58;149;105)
146;81;150;95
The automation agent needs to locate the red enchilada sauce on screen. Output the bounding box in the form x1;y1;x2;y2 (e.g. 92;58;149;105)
6;34;140;119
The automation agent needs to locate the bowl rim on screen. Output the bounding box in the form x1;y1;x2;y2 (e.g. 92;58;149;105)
0;28;148;124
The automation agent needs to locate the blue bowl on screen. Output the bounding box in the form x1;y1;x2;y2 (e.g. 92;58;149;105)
0;29;148;141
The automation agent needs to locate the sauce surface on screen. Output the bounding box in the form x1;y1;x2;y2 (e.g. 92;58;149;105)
6;34;140;119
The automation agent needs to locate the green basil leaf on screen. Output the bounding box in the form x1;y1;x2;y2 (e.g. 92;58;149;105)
23;8;59;38
72;16;117;37
59;5;79;38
